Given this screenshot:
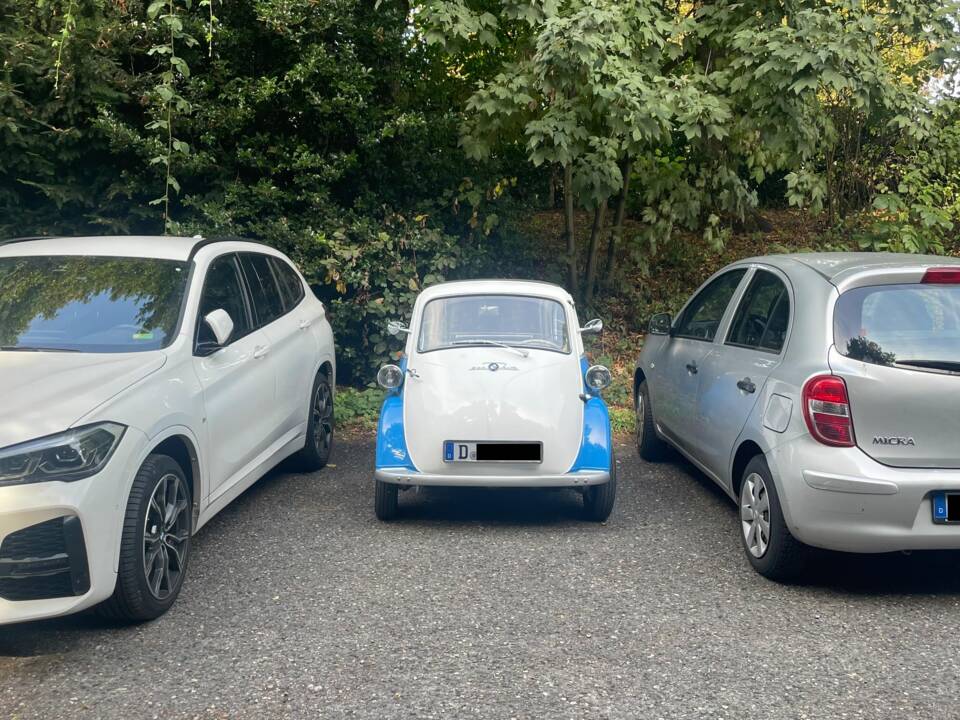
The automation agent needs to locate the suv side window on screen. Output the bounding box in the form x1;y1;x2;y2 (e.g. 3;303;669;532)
726;270;790;353
269;256;305;310
196;254;253;348
239;253;285;327
674;269;747;342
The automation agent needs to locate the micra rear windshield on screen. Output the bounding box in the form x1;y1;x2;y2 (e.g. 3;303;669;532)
834;283;960;371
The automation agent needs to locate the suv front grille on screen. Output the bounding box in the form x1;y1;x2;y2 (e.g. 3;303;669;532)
0;517;90;602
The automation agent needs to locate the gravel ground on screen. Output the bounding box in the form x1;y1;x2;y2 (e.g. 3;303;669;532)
2;436;960;720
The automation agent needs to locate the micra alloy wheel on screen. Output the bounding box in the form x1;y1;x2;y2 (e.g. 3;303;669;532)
98;454;192;622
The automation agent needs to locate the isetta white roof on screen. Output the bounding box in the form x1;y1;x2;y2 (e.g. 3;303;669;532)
416;279;575;305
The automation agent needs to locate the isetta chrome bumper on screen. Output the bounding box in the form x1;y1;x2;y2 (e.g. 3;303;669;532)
374;468;610;488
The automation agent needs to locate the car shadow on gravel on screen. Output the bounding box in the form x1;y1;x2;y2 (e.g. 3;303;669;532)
664;451;960;597
394;486;593;526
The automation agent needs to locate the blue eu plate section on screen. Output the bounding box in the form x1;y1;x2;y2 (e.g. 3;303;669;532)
444;442;454;462
932;492;949;523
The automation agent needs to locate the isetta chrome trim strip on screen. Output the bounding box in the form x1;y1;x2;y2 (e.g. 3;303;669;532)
375;468;610;488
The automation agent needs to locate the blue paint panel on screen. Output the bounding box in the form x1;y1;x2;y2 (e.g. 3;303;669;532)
375;355;416;471
569;355;612;472
569;395;612;472
933;492;948;522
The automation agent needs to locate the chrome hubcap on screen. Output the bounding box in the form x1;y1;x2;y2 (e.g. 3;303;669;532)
740;472;770;558
313;383;333;457
143;473;190;600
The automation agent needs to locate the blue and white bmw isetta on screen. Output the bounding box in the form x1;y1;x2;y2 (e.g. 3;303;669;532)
373;280;615;521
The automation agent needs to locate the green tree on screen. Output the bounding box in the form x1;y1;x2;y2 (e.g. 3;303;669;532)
422;0;960;304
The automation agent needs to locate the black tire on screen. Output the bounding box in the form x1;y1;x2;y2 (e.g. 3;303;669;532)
290;371;334;472
375;479;399;521
584;452;617;522
636;380;668;461
739;455;810;582
98;454;192;622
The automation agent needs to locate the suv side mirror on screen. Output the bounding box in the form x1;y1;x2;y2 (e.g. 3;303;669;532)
387;320;410;337
580;318;603;335
199;309;235;354
648;312;672;336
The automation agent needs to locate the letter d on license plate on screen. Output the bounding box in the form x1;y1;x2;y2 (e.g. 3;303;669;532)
444;441;476;462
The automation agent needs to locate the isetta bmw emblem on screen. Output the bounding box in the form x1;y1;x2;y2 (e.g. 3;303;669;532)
470;362;519;372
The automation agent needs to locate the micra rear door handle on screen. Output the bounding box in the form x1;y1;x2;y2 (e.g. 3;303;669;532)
737;377;756;393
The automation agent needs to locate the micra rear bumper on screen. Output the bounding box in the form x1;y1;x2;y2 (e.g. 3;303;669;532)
375;468;610;488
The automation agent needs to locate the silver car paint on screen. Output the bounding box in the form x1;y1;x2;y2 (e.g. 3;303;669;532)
636;252;960;553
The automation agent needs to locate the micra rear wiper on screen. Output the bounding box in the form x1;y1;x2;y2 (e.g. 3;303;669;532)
895;359;960;373
0;345;81;353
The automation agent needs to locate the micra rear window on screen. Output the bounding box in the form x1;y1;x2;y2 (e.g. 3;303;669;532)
834;284;960;371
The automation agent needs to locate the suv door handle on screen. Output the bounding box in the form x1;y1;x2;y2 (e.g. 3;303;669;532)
253;345;270;359
685;362;698;375
298;319;312;330
737;378;756;393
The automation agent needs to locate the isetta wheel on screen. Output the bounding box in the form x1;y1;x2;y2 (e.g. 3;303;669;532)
375;479;399;521
583;451;617;522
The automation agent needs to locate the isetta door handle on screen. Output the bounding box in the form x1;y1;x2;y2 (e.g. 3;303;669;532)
737;378;756;393
686;363;698;375
253;345;270;359
298;319;312;330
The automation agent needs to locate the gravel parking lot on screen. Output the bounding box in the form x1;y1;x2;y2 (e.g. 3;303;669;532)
2;436;960;720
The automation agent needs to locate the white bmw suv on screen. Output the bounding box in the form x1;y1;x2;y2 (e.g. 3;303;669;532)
0;236;335;625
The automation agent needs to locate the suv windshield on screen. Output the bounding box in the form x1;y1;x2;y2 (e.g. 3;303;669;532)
0;255;190;353
834;283;960;369
418;294;570;353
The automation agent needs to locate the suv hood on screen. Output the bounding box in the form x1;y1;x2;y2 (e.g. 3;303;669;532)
0;352;166;449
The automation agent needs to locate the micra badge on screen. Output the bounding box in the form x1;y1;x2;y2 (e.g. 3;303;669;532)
873;436;916;446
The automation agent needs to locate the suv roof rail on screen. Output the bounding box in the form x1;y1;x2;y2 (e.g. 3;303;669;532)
0;236;56;247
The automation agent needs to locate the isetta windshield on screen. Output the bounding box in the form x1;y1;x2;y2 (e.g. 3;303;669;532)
417;294;570;353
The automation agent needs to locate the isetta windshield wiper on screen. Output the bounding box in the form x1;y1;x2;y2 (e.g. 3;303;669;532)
449;339;529;358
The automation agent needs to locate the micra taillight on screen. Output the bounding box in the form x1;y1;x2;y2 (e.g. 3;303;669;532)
922;268;960;284
802;375;855;447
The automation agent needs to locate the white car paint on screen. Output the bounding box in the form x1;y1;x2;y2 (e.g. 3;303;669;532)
0;236;335;625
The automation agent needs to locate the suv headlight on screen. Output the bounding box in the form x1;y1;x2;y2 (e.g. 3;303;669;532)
585;365;612;392
0;422;126;487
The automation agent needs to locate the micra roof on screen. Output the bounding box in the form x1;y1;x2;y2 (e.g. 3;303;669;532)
0;235;272;262
417;279;575;304
739;251;960;284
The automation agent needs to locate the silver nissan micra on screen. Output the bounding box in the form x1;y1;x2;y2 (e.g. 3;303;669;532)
635;253;960;580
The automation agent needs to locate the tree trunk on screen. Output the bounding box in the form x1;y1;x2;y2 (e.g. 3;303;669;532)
563;164;578;296
548;165;559;208
583;200;607;307
603;157;632;286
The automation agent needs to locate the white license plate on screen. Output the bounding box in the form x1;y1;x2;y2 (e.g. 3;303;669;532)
443;441;542;463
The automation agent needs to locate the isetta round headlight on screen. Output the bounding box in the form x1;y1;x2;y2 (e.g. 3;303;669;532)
377;364;404;390
585;365;612;392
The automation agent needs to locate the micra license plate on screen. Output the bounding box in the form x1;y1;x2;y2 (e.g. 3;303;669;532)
444;441;542;463
931;492;960;523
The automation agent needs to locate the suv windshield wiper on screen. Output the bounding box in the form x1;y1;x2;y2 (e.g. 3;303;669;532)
449;339;529;358
895;359;960;373
0;345;81;353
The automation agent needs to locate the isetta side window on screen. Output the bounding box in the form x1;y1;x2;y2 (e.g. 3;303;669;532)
417;294;570;354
